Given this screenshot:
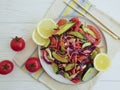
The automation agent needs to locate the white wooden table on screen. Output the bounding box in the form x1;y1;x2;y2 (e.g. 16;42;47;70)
0;0;120;90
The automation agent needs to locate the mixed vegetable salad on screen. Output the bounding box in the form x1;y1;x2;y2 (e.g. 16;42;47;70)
40;17;102;83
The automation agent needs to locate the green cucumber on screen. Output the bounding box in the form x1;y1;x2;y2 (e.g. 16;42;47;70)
52;63;59;74
82;42;91;48
82;67;98;81
59;51;66;55
56;22;75;35
46;49;54;61
76;65;80;70
52;51;68;63
96;47;101;53
61;44;66;51
90;50;98;60
69;31;86;40
90;47;101;60
69;73;77;79
47;56;54;61
81;25;95;37
64;72;77;79
65;64;74;71
64;72;70;78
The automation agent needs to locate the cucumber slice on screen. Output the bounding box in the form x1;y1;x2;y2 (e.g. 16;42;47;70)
90;47;101;60
69;31;86;40
64;72;70;78
52;63;59;74
64;72;77;79
65;64;74;71
61;44;66;51
46;48;54;60
82;25;95;37
56;22;74;35
82;42;91;48
82;67;98;81
69;73;77;79
52;51;68;63
90;50;98;60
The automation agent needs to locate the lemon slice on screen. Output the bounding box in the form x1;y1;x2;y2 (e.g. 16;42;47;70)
37;18;58;39
32;28;50;46
94;53;111;71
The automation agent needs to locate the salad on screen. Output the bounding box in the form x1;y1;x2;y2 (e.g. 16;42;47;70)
40;17;102;83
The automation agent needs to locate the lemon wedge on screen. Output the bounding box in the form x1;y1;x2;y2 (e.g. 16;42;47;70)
94;53;111;71
37;18;58;39
32;28;50;46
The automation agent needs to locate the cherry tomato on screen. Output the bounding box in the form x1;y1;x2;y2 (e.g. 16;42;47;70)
25;57;41;72
10;36;25;52
57;18;67;26
70;17;79;23
70;17;81;32
70;17;81;27
87;25;101;45
71;78;80;83
0;60;14;75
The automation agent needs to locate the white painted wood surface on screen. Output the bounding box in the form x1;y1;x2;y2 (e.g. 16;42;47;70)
0;0;120;90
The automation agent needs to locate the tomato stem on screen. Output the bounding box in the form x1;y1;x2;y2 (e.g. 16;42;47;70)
15;36;20;41
3;65;9;70
29;64;34;69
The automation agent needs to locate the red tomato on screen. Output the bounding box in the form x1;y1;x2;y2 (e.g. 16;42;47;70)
71;67;76;74
70;17;81;27
0;60;14;75
57;18;67;26
85;33;96;44
71;78;80;83
78;28;85;35
70;17;81;32
77;55;87;62
49;36;58;49
10;36;25;52
75;42;81;49
25;57;41;72
87;25;101;45
70;17;79;23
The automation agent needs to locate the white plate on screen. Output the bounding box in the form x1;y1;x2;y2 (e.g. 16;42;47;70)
38;16;107;84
